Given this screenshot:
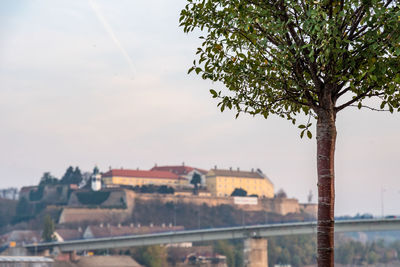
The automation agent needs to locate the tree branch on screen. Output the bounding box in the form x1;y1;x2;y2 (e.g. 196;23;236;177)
336;90;385;112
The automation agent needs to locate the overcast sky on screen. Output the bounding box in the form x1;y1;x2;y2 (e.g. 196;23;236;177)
1;0;399;216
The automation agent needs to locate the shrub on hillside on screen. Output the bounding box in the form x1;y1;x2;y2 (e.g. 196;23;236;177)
76;191;110;205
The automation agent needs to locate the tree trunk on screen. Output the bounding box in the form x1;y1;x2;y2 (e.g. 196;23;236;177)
316;112;337;267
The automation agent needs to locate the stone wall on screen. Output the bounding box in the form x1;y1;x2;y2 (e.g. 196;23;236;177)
132;192;301;215
42;185;70;204
58;208;131;224
19;185;69;204
68;188;134;209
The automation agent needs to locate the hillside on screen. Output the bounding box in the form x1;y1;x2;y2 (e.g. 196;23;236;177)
129;199;314;229
0;198;17;232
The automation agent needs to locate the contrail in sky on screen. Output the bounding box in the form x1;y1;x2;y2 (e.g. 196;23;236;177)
88;0;136;77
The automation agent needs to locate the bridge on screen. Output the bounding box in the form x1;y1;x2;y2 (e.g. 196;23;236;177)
25;219;400;267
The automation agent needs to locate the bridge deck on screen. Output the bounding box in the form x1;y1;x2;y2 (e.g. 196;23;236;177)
25;219;400;252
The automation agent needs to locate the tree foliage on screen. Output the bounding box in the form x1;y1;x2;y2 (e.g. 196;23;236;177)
275;188;288;198
180;0;400;124
231;188;247;196
269;235;317;266
214;240;243;267
335;239;400;265
180;1;400;265
190;172;202;188
133;245;167;267
61;166;83;185
39;172;59;186
42;214;55;242
0;198;17;228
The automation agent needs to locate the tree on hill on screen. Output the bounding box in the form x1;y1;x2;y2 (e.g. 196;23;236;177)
13;197;32;223
190;172;202;194
180;1;400;265
231;188;247;197
276;189;287;198
42;214;55;242
61;166;83;185
39;172;59;186
0;198;17;228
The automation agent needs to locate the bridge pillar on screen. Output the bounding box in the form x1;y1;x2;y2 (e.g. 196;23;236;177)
244;237;268;267
69;250;78;261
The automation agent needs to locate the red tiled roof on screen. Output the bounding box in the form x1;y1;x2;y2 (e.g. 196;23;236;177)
102;169;181;180
151;165;207;175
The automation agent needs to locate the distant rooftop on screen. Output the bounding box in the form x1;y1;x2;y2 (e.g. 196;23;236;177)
208;169;265;179
207;168;274;185
151;165;207;175
102;169;182;180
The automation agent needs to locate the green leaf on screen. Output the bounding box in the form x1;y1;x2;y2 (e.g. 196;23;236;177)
298;124;306;129
187;67;195;74
195;67;202;74
210;89;218;98
307;130;312;139
396;47;400;56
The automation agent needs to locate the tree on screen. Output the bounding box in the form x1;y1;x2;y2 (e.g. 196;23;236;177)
39;172;59;186
13;197;31;223
214;240;237;267
42;214;55;242
231;188;247;196
180;1;400;266
61;166;82;185
133;245;167;267
61;166;74;184
190;172;202;194
275;189;287;198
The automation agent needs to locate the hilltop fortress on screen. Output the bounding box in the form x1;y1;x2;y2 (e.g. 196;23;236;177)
19;164;316;224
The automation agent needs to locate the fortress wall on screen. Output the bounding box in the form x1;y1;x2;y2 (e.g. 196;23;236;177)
58;208;131;224
61;190;306;224
134;193;233;207
131;193;301;215
68;189;130;209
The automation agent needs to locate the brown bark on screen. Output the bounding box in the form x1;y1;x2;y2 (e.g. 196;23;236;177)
316;110;337;267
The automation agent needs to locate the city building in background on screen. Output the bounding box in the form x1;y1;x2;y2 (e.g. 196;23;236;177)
102;169;187;188
206;168;274;197
151;163;207;186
